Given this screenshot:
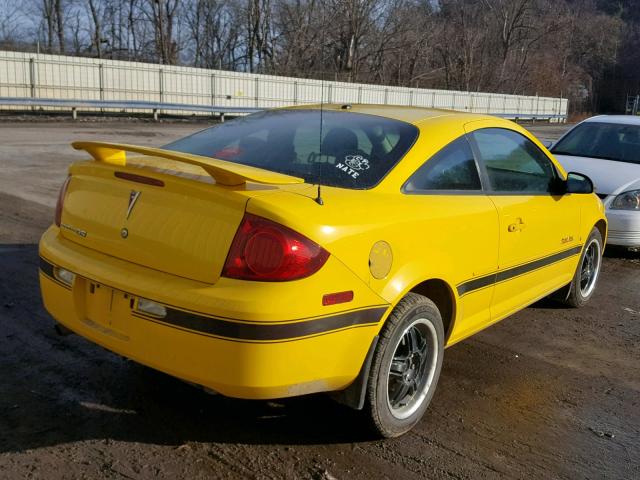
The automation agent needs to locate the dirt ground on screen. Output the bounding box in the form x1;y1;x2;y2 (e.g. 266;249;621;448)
0;120;639;479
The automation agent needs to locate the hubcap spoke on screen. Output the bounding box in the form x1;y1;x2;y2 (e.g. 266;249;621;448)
390;359;408;376
417;345;429;373
579;241;600;296
408;327;420;354
409;327;427;356
389;380;411;406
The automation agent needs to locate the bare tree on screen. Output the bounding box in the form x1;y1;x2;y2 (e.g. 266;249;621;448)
9;0;638;113
0;0;23;44
54;0;65;53
41;0;56;51
86;0;105;57
324;0;380;81
244;0;274;72
144;0;181;64
273;0;323;76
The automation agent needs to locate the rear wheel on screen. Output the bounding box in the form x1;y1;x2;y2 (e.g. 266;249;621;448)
562;227;603;308
366;293;444;438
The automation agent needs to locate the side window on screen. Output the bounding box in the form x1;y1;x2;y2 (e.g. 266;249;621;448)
470;128;557;194
404;136;482;192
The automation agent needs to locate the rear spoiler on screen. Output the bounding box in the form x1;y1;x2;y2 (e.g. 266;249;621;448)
71;141;305;186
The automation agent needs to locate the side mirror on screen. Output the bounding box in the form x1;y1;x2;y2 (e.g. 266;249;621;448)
542;140;554;149
565;172;594;194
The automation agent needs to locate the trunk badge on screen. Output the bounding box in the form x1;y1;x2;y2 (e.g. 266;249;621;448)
126;190;141;219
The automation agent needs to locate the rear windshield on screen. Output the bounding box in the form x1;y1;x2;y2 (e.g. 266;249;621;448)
164;109;419;189
552;121;640;164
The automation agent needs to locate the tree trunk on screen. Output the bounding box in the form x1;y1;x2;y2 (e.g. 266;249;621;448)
55;0;65;53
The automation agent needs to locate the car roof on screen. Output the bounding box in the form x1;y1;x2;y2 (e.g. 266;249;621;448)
582;115;640;126
282;103;494;125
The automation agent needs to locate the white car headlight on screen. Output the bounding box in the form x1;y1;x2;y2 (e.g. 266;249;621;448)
611;189;640;211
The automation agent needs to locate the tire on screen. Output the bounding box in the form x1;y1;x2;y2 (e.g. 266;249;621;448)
562;227;604;308
365;293;444;438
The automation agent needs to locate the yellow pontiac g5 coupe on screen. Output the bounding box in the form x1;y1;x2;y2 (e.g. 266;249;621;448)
40;105;606;437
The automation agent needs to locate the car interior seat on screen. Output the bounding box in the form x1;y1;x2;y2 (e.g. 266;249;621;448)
320;128;359;164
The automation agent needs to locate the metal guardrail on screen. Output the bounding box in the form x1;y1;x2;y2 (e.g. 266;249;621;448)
0;96;566;122
492;113;566;121
0;97;261;121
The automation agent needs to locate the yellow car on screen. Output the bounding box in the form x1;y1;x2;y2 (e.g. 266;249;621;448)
39;105;606;437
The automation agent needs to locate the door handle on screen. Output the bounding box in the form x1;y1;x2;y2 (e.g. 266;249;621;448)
508;218;525;232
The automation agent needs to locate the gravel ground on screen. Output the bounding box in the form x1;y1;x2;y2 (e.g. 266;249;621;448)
0;120;638;479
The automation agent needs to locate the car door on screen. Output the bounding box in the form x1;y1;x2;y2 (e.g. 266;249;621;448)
466;124;581;322
403;135;499;344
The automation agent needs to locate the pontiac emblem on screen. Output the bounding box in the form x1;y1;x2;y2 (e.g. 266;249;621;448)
126;190;141;219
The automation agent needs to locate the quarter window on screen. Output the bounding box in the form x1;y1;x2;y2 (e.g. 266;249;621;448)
470;128;557;194
404;137;482;192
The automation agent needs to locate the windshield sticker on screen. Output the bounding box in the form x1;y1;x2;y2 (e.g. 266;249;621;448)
336;155;370;179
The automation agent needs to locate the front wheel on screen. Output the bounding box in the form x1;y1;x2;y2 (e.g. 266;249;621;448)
365;293;444;437
562;227;604;308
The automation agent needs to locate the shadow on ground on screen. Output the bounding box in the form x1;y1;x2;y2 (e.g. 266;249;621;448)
0;244;380;454
1;242;638;480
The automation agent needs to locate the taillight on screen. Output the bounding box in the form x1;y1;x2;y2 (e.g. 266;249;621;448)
54;176;71;227
222;214;329;281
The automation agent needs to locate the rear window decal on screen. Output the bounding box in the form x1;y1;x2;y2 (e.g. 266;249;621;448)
345;155;370;171
336;155;370;179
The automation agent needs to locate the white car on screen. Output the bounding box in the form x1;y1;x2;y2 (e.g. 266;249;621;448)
550;115;640;248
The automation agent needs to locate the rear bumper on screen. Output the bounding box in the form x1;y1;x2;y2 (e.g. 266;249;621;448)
606;210;640;247
39;226;388;399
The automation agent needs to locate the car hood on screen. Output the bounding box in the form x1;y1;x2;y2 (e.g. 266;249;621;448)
553;154;640;195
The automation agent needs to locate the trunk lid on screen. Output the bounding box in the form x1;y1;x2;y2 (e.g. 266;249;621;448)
60;143;304;284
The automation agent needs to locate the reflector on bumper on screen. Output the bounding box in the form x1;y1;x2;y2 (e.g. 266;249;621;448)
54;267;75;286
137;298;167;318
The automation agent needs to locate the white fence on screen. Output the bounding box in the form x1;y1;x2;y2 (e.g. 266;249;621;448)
0;50;568;119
